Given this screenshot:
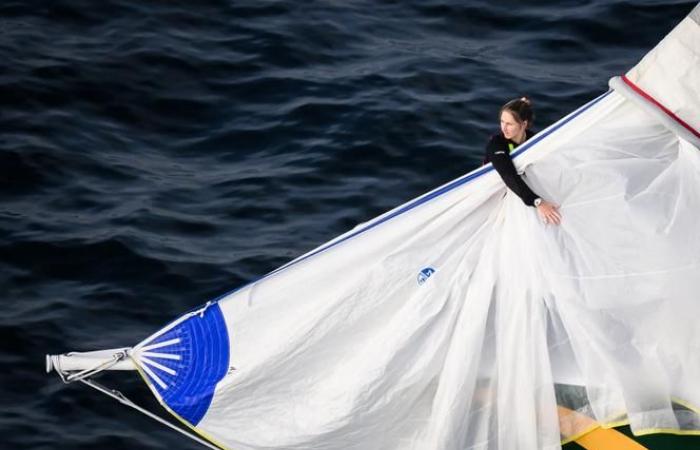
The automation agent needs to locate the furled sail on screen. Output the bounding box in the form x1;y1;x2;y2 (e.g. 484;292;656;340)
48;4;700;450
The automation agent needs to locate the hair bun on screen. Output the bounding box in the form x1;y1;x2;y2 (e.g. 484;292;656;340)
520;96;531;105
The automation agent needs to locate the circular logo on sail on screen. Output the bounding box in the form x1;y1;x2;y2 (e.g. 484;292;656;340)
417;267;436;285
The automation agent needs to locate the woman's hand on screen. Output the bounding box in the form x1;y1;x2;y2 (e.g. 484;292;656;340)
536;201;561;225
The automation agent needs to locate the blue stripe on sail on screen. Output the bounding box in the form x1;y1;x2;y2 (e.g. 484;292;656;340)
287;90;612;262
140;303;229;425
208;89;613;302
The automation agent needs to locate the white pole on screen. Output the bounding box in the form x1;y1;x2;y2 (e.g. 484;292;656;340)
46;348;136;373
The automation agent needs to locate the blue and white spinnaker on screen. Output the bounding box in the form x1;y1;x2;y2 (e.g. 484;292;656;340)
49;4;700;450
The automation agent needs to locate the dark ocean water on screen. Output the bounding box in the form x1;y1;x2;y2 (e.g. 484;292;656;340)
0;1;696;448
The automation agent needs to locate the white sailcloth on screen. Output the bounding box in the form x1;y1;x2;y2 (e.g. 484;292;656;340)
123;4;700;449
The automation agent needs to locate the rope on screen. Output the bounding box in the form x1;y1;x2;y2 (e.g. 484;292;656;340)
53;348;224;450
79;377;223;450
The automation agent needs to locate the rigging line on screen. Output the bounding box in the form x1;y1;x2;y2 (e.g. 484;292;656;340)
62;350;130;383
134;301;213;353
79;378;224;450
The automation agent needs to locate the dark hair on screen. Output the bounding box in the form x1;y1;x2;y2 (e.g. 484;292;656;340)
500;96;534;128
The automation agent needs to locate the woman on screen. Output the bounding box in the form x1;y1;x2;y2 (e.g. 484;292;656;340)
484;97;561;225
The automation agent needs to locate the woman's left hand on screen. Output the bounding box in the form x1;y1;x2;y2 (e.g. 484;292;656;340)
537;201;561;225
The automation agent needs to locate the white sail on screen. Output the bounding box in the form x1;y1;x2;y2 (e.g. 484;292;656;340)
49;4;700;449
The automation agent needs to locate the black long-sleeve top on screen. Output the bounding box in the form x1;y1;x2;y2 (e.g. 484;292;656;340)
484;130;539;206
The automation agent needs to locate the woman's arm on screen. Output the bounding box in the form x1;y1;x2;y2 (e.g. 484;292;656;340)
485;138;561;224
486;140;539;206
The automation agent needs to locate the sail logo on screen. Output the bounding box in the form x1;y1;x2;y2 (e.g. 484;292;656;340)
417;267;436;285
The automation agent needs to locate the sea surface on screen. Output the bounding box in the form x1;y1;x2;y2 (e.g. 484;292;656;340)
0;1;695;449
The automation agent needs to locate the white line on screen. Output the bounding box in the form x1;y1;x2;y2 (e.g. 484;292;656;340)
140;356;177;376
141;351;182;361
140;363;168;390
141;338;181;351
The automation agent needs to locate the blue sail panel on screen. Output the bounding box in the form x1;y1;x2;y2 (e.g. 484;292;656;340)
137;303;229;425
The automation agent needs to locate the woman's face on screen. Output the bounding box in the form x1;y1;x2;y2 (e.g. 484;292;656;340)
500;110;527;140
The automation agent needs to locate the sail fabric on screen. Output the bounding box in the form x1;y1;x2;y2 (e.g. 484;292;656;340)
130;4;700;449
624;4;700;137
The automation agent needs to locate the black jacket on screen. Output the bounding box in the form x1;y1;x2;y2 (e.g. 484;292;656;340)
484;130;539;206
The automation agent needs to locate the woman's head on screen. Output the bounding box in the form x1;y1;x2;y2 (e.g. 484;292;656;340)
499;97;534;141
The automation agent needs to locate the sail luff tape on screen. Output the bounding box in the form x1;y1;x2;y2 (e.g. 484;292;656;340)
619;75;700;140
609;76;700;149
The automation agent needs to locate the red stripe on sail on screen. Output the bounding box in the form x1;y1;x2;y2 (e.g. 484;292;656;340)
621;75;700;139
